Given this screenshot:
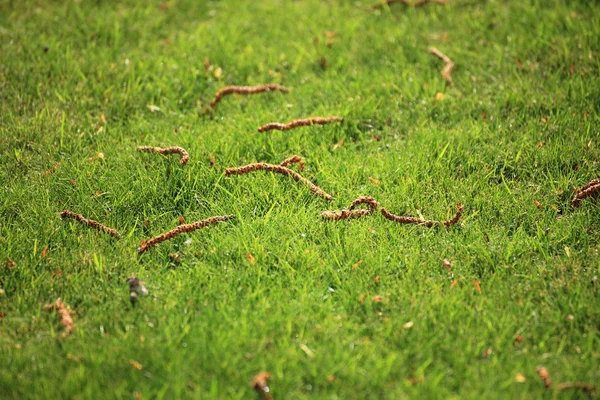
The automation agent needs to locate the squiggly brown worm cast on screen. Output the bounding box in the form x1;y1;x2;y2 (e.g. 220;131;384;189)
380;203;463;227
430;47;455;85
258;116;343;133
321;196;379;220
225;155;332;200
204;84;290;112
43;299;75;338
60;210;121;238
137;146;189;166
571;179;600;208
138;215;235;254
371;0;446;9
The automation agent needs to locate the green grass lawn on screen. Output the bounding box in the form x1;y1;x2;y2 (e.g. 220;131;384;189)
1;0;599;398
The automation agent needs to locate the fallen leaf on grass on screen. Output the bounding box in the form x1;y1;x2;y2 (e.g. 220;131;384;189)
515;373;527;383
372;295;383;303
533;199;542;209
67;353;82;363
352;260;363;270
564;247;570;258
214;67;222;79
515;335;524;343
473;279;481;293
7;259;16;269
536;366;551;388
435;92;445;101
403;321;414;329
450;278;461;289
246;253;256;264
251;372;272;400
374;276;380;284
327;375;336;382
130;360;143;370
442;259;452;271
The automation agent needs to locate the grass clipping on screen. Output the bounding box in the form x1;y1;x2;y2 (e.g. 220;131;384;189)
225;155;332;200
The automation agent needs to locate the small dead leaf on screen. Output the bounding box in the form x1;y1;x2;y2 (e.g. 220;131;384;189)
533;199;542;209
352;260;363;270
482;348;492;358
435;92;445;101
473;279;481;293
135;392;143;400
214;67;222;79
536;366;552;388
537;141;543;148
367;227;376;234
208;154;215;166
100;114;107;124
403;320;414;329
368;176;380;186
327;374;336;382
130;360;143;370
325;31;336;38
169;253;180;263
374;276;380;284
565;314;574;321
442;259;452;271
319;56;328;68
372;134;381;141
246;253;256;264
515;335;524;343
564;246;570;258
42;246;48;259
358;293;366;304
515;373;527;383
179;216;185;225
372;295;383;303
6;259;16;269
251;372;271;399
67;353;81;363
450;278;460;289
71;180;77;186
568;63;576;75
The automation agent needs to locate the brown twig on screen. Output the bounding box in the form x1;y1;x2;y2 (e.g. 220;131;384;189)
204;84;290;113
370;0;446;9
380;203;463;227
251;372;273;400
258;116;343;133
536;366;552;389
43;299;75;338
138;215;235;254
137;146;189;166
60;210;121;238
225;156;332;200
321;196;379;221
430;47;455;85
571;179;600;208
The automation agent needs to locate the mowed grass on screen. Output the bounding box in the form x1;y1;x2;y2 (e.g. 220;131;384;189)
1;0;599;398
